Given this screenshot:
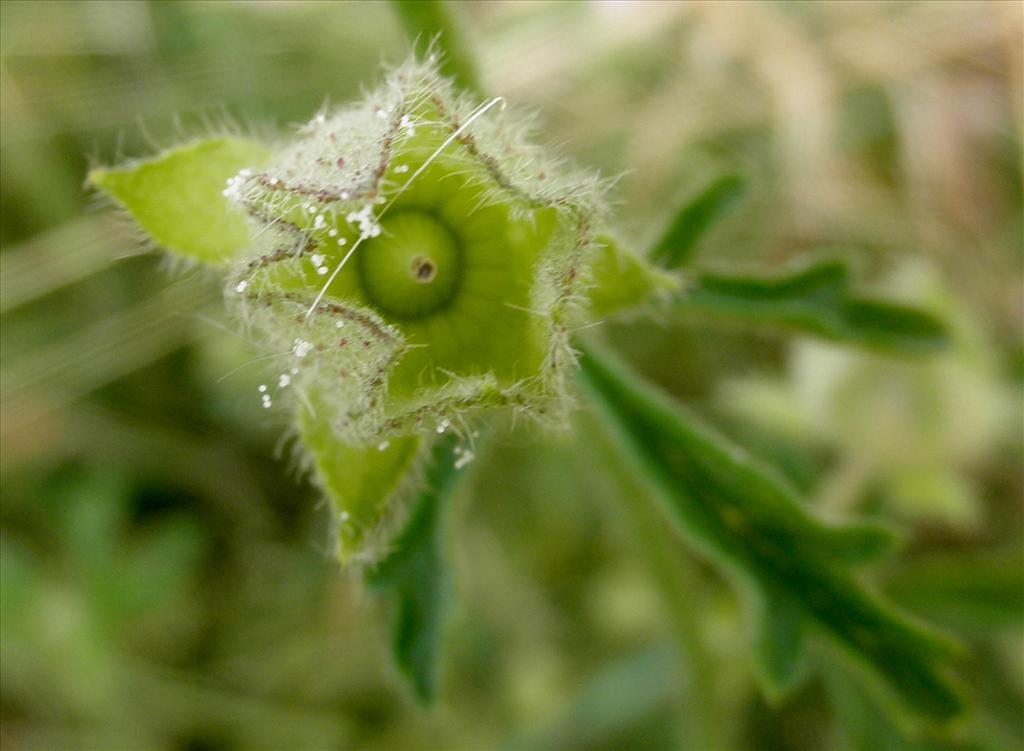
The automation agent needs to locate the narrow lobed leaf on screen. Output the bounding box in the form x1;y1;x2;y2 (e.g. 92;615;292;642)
576;342;964;722
676;257;950;353
365;432;467;703
649;174;746;269
88;137;270;265
753;585;809;696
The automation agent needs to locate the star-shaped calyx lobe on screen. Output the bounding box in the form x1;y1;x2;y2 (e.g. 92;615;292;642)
227;60;607;443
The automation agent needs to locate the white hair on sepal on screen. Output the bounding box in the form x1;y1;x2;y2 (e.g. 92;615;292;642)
214;53;622;564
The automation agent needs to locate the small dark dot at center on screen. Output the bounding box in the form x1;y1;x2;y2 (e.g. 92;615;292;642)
411;255;437;283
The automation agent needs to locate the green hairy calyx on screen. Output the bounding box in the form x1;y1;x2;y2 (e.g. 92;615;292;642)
92;58;671;563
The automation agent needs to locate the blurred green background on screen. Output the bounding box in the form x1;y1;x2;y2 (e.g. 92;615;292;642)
1;2;1021;749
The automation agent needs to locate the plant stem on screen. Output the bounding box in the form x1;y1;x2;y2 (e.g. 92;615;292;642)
390;0;484;97
581;408;723;751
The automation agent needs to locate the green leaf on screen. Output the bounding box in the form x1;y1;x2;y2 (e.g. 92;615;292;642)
677;258;950;353
297;403;421;564
366;433;466;703
824;657;918;751
649;174;746;269
588;236;682;317
754;587;807;695
576;342;964;722
88;137;270;265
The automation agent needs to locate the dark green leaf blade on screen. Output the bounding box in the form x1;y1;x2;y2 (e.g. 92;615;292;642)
650;174;746;269
677;258;949;353
576;342;964;722
365;433;466;703
755;587;808;696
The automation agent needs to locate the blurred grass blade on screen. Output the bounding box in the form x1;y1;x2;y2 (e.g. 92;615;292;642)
576;342;964;722
649;174;746;269
391;0;482;96
88;137;270;265
0;215;136;313
56;403;270;531
882;549;1024;633
677;258;949;353
0;278;216;437
504;645;679;751
366;433;466;703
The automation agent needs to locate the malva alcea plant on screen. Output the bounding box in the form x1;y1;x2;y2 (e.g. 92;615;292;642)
91;55;967;726
226;70;606;561
92;58;669;564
